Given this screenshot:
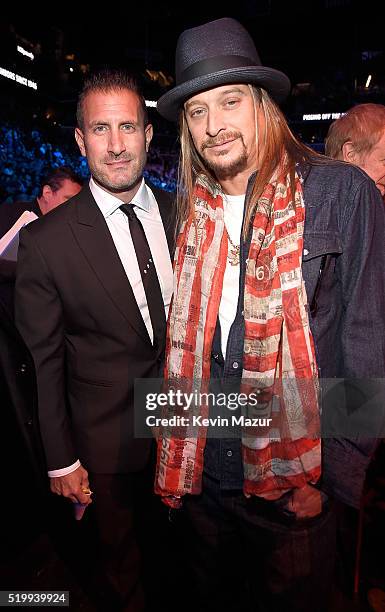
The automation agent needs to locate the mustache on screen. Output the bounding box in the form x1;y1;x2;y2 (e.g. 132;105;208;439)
104;154;133;163
201;131;241;151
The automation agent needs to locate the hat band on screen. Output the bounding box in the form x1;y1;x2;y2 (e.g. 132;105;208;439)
178;54;257;85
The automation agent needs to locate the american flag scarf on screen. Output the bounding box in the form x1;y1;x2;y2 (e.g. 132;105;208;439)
156;170;321;508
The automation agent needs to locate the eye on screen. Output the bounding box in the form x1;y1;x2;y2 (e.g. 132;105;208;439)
93;125;107;133
189;107;206;119
122;124;135;132
224;98;239;108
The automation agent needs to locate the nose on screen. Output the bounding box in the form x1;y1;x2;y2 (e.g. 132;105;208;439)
206;109;225;137
108;128;126;156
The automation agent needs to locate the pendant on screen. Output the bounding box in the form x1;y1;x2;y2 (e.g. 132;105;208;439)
227;245;240;266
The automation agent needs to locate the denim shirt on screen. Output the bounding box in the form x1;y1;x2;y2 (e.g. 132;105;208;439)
204;177;252;489
204;159;385;507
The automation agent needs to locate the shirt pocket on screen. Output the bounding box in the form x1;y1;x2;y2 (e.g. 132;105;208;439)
302;231;343;318
71;374;115;387
303;231;342;262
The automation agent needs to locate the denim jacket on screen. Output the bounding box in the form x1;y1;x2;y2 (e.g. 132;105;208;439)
206;159;385;508
300;160;385;507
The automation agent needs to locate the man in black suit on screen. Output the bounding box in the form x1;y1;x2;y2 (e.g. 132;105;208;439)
0;166;83;236
15;69;175;611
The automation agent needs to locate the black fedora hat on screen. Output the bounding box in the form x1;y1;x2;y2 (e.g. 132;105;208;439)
157;17;291;122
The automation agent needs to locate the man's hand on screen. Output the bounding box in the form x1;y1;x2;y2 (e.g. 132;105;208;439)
50;465;92;505
289;483;322;519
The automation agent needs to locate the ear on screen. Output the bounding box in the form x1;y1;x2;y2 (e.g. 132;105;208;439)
144;123;153;152
75;127;86;156
341;141;359;164
42;185;53;201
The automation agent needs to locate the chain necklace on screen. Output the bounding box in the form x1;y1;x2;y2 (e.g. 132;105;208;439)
225;228;240;266
222;194;242;266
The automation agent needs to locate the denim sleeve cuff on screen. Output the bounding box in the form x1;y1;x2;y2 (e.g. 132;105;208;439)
321;438;376;509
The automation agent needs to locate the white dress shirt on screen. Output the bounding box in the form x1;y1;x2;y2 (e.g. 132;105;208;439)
219;193;245;359
48;177;173;478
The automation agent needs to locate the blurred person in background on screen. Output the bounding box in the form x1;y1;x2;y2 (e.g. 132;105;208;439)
0;167;82;315
325;103;385;197
0;166;82;236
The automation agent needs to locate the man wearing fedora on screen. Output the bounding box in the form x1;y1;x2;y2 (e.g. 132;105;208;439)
155;17;385;612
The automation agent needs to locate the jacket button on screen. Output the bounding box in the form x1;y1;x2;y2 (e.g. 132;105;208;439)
26;419;33;426
19;363;27;374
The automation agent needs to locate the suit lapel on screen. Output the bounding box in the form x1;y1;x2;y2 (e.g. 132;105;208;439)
69;186;151;345
150;184;176;257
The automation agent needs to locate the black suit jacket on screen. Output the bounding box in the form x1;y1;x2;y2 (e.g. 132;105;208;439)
0;298;48;551
0;198;42;239
15;183;175;474
0;298;47;485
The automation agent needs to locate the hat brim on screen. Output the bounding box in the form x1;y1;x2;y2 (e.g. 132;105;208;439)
157;66;291;121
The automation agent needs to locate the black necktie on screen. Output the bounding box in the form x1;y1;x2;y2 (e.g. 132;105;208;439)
120;203;166;346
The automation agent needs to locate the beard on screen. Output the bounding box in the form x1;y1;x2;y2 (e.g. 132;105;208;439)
200;131;249;180
88;151;147;194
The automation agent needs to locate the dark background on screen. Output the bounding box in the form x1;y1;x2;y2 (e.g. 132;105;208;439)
1;5;385;608
1;0;385;139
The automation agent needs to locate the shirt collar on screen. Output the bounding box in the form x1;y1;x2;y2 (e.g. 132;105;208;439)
89;177;150;219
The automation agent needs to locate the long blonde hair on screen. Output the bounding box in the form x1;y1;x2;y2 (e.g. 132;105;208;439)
177;86;323;238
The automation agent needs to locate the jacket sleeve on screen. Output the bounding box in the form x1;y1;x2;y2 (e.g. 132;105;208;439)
339;178;385;377
322;178;385;508
15;227;77;471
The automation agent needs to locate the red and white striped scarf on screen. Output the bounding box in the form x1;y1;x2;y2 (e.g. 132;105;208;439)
156;170;321;507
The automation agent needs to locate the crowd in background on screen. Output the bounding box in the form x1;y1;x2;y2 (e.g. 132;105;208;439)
0;123;178;203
